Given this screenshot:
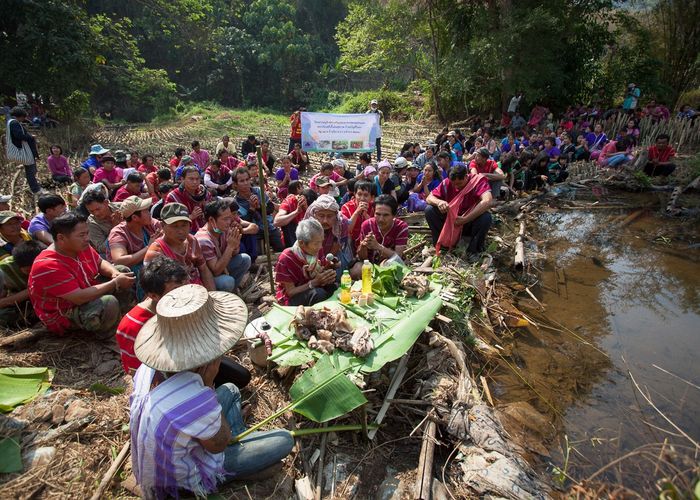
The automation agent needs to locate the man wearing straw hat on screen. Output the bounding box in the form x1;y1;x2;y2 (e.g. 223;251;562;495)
130;284;294;498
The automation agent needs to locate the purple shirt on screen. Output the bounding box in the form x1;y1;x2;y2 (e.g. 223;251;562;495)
275;167;299;182
28;213;51;236
47;155;71;177
130;366;224;499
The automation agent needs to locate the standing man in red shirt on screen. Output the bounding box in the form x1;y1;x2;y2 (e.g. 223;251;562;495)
28;212;135;336
289;107;305;153
425;164;493;256
645;134;676;177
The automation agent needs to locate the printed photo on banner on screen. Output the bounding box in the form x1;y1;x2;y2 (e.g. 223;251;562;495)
301;112;381;153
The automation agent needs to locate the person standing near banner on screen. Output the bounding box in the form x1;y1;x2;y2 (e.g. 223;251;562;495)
288;107;305;153
366;99;384;161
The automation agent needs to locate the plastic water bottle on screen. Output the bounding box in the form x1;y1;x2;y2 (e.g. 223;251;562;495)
361;260;373;294
340;271;352;304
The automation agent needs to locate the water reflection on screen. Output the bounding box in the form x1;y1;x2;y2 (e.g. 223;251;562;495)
492;201;700;493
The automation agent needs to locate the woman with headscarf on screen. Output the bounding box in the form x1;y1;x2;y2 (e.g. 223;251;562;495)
303;194;352;275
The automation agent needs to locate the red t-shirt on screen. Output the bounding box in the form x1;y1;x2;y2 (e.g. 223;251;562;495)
138;164;157;175
468;159;499;175
112;185;140;202
169;157;179;169
274;248;328;305
430;176;491;215
116;305;154;374
280;195;306;224
341;199;374;244
28;247;102;334
648;145;676;163
359;218;409;263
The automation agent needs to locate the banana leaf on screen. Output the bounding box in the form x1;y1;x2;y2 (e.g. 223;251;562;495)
359;294;443;373
0;367;53;413
289;353;366;422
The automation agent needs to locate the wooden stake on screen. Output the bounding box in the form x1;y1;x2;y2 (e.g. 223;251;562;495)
90;441;130;500
314;424;328;500
513;220;526;270
368;348;412;440
256;145;276;294
414;420;437;500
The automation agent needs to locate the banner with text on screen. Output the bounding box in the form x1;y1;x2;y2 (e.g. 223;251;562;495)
301;112;380;153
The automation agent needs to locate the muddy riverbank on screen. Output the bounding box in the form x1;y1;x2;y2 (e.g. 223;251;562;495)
492;191;699;494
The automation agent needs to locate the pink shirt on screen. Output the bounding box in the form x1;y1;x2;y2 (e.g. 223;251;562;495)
93;167;123;185
47;155;71;177
190;149;210;169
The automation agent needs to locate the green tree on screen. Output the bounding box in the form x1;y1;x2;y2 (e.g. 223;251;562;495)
0;0;95;107
89;15;177;120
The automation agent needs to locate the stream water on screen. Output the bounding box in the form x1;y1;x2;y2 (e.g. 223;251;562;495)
490;192;699;493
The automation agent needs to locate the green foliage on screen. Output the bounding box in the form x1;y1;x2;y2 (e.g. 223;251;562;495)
633;170;652;188
55;91;91;122
329;90;423;120
0;0;96;105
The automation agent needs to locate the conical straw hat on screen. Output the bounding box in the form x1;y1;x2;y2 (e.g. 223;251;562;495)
134;284;248;372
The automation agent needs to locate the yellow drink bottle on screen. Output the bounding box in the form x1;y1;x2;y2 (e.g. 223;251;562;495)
340;270;352;303
361;260;373;294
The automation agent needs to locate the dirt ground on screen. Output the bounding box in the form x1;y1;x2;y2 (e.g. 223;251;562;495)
1;117;698;499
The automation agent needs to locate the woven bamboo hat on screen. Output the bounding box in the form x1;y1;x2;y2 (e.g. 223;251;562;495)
134;284;248;372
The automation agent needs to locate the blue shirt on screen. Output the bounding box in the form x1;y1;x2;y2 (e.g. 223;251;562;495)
28;213;50;236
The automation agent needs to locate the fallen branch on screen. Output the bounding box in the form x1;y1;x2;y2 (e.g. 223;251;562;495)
90;441;130;500
0;328;47;348
665;186;682;214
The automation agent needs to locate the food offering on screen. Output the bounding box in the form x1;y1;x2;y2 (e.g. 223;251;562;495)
290;305;373;357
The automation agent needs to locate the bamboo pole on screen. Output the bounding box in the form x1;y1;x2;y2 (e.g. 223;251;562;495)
256;145;276;294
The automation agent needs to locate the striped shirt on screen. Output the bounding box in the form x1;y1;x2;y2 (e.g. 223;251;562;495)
359;218;409;264
130;366;224;499
116;305;154;374
28;247;102;333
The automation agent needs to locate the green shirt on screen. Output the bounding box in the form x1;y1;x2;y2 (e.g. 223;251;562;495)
0;257;28;294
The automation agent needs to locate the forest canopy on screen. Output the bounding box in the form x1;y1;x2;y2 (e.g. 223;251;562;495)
0;0;697;121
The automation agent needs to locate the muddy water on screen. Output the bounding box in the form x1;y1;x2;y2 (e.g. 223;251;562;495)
491;192;700;491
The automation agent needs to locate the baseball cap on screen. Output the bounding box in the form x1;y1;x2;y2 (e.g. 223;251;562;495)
180;155;193;165
315;176;331;187
246;153;257;165
406;162;419;170
0;194;12;204
119;196;153;218
161;203;191;225
0;210;21;225
370;99;378;105
393;157;408;170
477;147;490;157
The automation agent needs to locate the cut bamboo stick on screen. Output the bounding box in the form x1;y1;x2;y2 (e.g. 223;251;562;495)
414;420;437;500
513;220;526;270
